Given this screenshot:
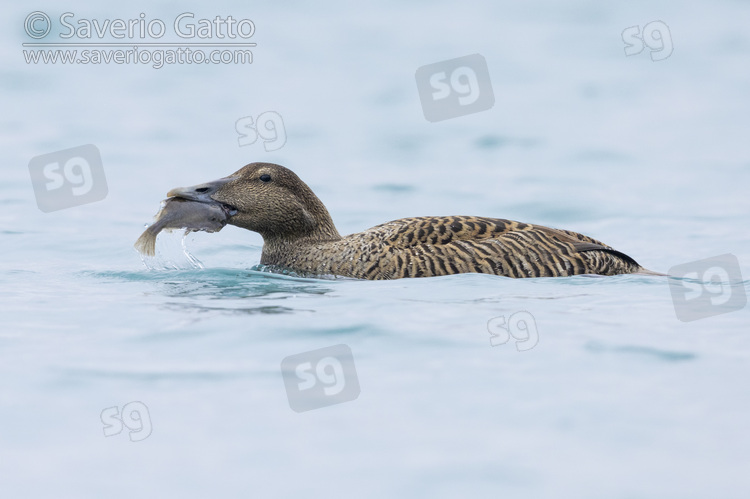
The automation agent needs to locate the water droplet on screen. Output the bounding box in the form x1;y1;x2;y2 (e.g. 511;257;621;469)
181;231;204;269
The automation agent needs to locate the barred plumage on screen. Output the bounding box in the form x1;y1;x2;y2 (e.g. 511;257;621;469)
161;162;656;279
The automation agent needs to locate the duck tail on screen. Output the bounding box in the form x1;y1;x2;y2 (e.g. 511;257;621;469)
633;267;667;277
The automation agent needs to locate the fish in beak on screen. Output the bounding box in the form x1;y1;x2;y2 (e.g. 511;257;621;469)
134;177;238;256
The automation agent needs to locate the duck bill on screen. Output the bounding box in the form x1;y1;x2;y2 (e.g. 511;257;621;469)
166;176;240;218
166;176;236;203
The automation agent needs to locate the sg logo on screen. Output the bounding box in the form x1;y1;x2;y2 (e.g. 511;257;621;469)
487;311;539;352
28;144;108;213
281;344;361;413
100;401;152;442
668;254;746;322
415;53;495;122
622;21;673;62
235;111;287;152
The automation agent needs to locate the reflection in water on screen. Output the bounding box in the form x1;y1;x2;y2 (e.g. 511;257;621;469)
156;269;333;300
85;267;333;317
161;303;310;315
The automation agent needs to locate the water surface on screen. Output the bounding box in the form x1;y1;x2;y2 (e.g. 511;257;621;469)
2;1;750;497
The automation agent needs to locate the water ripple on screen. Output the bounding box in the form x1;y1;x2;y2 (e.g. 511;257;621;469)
585;342;697;362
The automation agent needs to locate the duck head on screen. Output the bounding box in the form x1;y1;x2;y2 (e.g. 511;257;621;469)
166;162;341;241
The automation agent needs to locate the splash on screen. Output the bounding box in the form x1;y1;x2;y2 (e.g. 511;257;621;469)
137;228;205;270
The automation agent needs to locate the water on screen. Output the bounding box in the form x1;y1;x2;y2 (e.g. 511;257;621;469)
2;1;750;497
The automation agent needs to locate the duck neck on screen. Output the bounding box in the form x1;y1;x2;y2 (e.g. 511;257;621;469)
260;215;341;266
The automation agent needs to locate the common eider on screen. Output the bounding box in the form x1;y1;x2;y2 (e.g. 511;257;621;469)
147;162;658;279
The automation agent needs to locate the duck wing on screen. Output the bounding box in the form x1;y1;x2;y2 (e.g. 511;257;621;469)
363;216;643;278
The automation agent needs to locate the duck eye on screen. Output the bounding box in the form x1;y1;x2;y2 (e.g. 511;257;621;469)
259;174;272;182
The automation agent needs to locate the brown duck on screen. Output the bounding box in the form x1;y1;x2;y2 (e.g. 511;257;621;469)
146;162;658;279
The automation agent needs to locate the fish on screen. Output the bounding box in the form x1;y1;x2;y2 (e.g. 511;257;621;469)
134;197;231;256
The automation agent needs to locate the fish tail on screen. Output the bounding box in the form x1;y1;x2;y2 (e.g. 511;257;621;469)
134;229;157;256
